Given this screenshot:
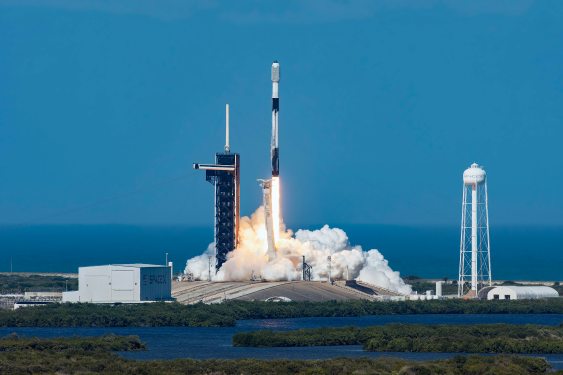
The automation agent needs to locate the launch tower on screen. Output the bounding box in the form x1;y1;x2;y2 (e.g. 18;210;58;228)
458;163;492;298
194;105;240;272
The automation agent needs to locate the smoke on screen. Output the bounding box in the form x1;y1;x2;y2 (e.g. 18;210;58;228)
185;207;412;294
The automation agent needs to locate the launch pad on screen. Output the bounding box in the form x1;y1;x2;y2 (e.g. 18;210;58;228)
172;280;405;304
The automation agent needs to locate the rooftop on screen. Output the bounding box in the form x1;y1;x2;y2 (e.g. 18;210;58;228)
79;263;167;269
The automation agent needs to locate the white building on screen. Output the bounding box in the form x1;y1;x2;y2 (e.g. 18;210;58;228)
486;286;559;300
24;291;62;301
63;264;172;303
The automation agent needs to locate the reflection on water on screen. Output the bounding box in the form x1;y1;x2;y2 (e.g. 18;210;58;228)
1;314;562;369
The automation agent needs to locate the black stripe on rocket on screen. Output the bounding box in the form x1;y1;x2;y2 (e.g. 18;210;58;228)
272;98;279;176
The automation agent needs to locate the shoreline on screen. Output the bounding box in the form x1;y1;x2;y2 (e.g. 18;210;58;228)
0;272;560;285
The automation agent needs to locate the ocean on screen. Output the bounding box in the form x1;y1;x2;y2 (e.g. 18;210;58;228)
0;225;561;281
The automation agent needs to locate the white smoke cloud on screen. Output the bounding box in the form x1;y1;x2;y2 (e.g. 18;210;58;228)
185;206;412;295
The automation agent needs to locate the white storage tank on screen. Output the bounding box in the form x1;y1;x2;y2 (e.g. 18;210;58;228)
435;281;443;297
486;286;559;301
63;264;172;303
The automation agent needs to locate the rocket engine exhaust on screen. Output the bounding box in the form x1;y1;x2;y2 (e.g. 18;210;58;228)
271;176;281;242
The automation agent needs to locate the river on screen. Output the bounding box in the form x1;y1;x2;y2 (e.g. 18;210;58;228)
1;314;562;369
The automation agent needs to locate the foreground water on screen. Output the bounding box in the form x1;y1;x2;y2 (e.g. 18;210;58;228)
1;314;562;369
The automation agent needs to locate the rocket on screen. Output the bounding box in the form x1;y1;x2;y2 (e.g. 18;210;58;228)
259;61;281;258
271;61;280;177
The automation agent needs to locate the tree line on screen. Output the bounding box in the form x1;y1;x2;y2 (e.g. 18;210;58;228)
0;298;562;327
233;323;563;354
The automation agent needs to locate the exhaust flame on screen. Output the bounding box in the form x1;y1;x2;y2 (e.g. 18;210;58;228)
184;206;412;295
271;176;280;243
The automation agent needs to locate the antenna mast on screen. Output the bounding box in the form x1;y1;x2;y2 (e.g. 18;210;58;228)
225;104;230;153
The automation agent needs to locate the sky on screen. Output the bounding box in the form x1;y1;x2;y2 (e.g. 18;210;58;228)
0;0;562;227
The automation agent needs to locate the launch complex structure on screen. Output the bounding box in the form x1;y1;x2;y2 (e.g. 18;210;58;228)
187;63;499;302
193;104;240;271
194;62;281;273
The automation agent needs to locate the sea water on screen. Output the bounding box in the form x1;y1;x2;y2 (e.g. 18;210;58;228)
0;225;561;280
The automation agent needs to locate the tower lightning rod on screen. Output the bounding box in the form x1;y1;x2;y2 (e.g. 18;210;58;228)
225;104;230;153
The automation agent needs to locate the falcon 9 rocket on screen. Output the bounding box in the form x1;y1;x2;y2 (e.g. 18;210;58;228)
271;61;280;177
260;61;281;256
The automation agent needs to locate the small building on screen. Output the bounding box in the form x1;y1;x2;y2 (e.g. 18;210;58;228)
62;264;172;303
486;286;559;300
24;291;62;301
14;301;54;309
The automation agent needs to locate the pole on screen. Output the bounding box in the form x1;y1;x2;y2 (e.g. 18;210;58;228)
208;255;212;281
485;181;492;286
327;255;332;284
458;183;467;297
225;104;230;153
471;183;478;294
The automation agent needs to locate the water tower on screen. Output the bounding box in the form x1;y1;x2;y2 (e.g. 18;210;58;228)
458;163;492;298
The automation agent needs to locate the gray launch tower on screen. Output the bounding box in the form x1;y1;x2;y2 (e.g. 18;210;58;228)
194;105;240;272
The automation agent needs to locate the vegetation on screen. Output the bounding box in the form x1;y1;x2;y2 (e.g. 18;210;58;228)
1;298;563;327
0;273;77;293
234;323;563;354
0;333;144;352
0;334;557;374
0;302;236;327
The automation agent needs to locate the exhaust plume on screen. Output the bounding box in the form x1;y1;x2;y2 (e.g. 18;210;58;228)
185;206;412;294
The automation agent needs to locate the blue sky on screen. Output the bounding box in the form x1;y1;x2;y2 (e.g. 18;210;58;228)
0;0;562;226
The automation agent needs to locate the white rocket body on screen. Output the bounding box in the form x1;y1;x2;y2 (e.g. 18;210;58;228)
260;61;281;260
271;62;280;177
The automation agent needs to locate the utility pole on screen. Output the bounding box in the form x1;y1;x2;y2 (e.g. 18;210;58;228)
208;255;212;281
327;255;332;284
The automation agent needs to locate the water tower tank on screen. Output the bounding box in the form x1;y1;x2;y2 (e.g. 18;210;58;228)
463;163;486;185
